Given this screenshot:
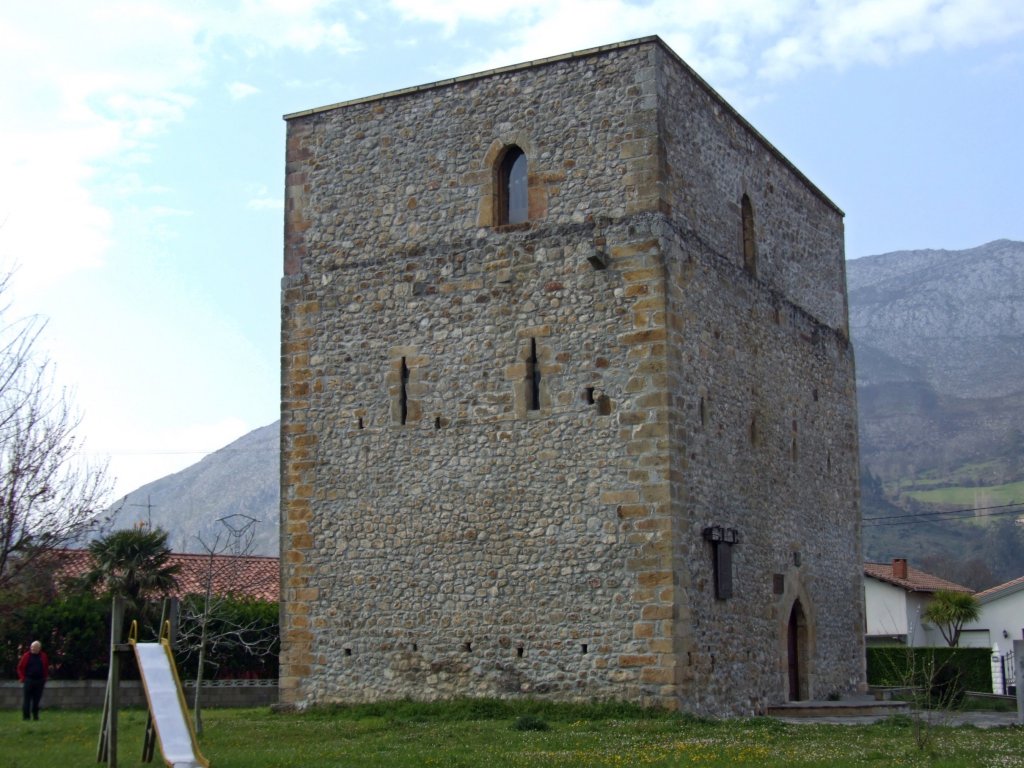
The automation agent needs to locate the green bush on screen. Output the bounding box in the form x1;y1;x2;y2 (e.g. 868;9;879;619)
0;592;111;679
2;590;279;681
512;715;550;731
866;646;992;694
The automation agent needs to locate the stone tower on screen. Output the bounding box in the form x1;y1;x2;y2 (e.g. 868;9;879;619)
280;36;864;716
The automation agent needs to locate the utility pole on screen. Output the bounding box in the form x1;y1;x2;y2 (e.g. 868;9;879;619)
129;496;157;529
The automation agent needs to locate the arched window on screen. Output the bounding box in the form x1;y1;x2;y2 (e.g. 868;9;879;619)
741;194;757;276
497;146;528;225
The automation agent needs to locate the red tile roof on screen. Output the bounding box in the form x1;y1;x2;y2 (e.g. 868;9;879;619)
975;574;1024;602
864;561;973;594
49;549;279;602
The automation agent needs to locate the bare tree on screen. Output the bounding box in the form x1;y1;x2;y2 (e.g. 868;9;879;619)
176;515;277;734
0;272;113;592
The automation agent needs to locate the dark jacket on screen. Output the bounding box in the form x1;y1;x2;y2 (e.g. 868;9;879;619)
17;650;49;682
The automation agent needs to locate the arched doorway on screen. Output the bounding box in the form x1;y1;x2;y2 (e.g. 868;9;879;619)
787;600;809;701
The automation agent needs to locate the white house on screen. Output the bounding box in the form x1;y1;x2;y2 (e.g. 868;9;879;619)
864;558;978;647
956;575;1024;694
965;575;1024;643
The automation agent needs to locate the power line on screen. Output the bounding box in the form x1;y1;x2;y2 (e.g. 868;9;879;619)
863;501;1024;527
863;500;1022;522
77;447;277;457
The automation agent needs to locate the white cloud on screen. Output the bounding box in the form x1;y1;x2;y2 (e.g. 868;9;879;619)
248;197;284;211
229;81;261;100
146;206;194;218
0;130;114;291
760;0;1024;79
244;183;283;211
0;1;360;296
216;0;359;55
386;0;1024;86
970;49;1024;75
387;0;523;35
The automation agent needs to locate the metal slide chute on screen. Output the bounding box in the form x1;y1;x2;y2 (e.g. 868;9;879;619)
129;621;210;768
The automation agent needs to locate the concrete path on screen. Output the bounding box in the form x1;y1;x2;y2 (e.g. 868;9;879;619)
771;709;1021;728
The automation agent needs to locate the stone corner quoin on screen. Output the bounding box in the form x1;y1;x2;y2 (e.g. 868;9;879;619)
279;36;863;717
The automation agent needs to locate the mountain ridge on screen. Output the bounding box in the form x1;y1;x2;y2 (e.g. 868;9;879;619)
848;239;1024;485
105;422;279;554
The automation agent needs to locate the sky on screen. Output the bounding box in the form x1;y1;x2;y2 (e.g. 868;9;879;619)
1;0;1022;500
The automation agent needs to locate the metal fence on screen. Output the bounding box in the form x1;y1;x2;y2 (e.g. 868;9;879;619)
1003;650;1016;695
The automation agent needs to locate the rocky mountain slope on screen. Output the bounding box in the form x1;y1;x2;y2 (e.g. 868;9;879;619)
848;239;1024;483
104;422;279;555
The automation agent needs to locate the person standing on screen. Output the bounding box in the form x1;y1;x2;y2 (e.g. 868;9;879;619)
17;640;49;721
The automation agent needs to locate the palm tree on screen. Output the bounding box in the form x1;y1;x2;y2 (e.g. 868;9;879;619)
86;526;180;615
921;590;981;647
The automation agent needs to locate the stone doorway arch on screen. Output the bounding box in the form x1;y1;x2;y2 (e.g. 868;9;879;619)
787;599;809;701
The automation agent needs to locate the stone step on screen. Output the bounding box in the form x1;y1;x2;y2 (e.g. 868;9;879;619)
767;698;910;718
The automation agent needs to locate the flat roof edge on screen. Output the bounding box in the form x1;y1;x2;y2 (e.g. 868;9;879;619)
283;36;661;121
652;42;844;217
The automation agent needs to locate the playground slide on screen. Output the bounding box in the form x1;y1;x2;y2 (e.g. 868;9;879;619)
132;638;210;768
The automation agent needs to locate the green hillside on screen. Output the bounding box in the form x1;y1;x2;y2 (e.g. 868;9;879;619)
861;467;1024;590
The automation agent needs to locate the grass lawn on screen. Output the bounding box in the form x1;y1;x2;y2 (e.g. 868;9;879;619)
901;479;1024;509
3;700;1023;767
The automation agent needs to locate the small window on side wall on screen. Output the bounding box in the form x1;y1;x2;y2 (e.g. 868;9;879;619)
741;194;757;276
497;146;528;225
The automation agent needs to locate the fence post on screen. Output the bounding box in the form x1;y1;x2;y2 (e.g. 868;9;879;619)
1015;640;1024;725
991;644;1004;695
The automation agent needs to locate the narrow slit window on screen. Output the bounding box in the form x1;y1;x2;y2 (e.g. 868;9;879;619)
703;526;739;600
773;574;785;595
526;338;540;411
498;146;528;225
400;357;410;425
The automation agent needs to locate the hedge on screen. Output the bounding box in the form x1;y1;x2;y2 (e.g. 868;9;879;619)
867;646;992;693
1;592;112;680
2;592;278;681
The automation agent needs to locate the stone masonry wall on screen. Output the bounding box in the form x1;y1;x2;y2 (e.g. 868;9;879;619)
282;221;673;707
280;37;864;716
662;228;863;713
651;46;849;333
651;46;864;713
281;41;678;709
